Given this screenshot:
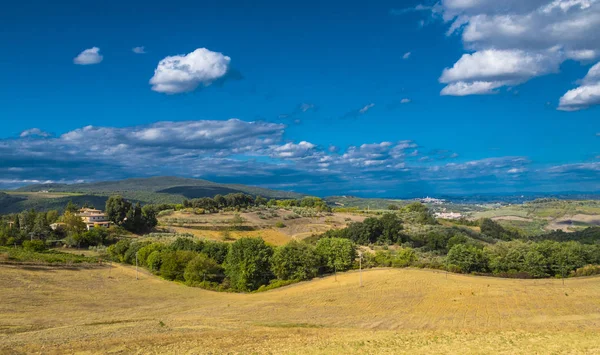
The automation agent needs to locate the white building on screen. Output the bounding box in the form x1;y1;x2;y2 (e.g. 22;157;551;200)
76;208;112;230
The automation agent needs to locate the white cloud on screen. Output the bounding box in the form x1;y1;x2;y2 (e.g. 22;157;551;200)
558;61;600;110
428;0;600;100
73;47;103;65
132;46;146;54
403;52;412;59
359;103;375;114
439;49;562;95
401;98;411;104
149;48;231;94
272;141;317;159
20;128;51;138
441;81;504;96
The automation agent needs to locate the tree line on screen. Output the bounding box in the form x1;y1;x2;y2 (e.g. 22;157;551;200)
182;194;330;213
107;236;356;292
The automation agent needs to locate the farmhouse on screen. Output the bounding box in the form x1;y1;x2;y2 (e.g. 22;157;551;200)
76;208;112;230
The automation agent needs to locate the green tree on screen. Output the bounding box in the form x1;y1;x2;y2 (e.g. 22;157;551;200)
147;250;162;272
446;244;488;273
61;211;87;235
315;237;356;273
224;237;274;291
105;196;132;225
202;241;230;264
184;254;223;283
65;201;79;213
160;250;197;281
271;241;320;280
137;243;164;265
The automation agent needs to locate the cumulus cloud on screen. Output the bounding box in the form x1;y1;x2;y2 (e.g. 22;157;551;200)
149;48;231;94
73;47;103;65
272;141;317;159
408;0;600;99
440;49;562;95
558;62;600;110
132;46;146;54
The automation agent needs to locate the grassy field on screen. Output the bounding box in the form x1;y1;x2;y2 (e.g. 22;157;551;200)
1;264;599;354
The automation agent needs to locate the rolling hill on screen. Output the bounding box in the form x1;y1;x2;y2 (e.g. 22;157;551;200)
2;264;599;353
0;177;305;213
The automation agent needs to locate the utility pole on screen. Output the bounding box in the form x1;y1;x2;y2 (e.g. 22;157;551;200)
358;251;363;287
135;252;139;281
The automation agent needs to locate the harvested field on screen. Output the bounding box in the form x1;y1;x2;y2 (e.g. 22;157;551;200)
1;264;599;354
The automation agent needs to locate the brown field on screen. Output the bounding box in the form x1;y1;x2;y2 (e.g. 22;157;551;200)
1;264;600;354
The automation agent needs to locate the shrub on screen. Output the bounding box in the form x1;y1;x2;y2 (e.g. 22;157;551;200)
23;240;46;252
137;243;164;266
275;222;286;228
108;239;132;262
123;241;151;264
147;250;162;272
255;279;299;292
392;247;417;267
571;265;600;277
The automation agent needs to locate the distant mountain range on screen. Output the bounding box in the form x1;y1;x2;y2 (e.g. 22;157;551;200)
0;176;305;213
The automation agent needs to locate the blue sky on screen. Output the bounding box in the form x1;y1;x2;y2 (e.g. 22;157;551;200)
1;0;599;197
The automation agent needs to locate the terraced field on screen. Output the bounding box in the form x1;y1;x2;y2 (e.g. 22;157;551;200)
1;264;599;354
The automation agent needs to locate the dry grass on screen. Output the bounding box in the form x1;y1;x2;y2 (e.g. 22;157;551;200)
170;226;292;246
1;264;600;354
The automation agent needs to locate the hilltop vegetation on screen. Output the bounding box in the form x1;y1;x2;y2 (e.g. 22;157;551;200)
0;176;305;214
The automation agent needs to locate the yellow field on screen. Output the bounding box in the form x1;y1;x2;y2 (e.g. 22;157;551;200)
1;264;600;354
170;226;292;246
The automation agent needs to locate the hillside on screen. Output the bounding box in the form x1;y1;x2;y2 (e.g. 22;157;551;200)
16;176;305;199
1;264;599;354
0;177;305;213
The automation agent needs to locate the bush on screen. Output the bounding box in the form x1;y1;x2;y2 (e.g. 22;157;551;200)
137;243;164;266
271;241;320;280
255;279;299;292
23;240;46;252
275;222;286;228
224;238;274;292
571;265;600;277
184;254;223;284
392;247;417;267
147;250;162;272
123;241;151;264
108;239;132;262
